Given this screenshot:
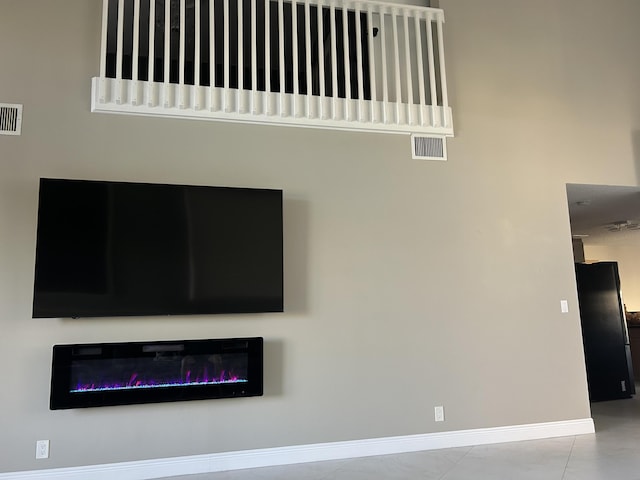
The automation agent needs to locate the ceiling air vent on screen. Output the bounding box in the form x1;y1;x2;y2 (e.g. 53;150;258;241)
411;134;447;161
0;103;23;136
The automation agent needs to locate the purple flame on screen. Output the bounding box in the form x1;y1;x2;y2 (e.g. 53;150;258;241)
72;371;247;393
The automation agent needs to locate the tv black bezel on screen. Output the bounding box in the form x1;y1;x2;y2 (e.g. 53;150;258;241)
32;178;284;318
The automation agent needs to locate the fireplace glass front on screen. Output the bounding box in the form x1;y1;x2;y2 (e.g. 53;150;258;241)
50;337;263;409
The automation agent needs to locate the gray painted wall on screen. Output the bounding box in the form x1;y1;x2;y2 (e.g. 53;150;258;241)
2;0;640;474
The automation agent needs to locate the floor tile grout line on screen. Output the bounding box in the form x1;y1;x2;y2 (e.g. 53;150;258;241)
560;435;577;480
436;446;474;480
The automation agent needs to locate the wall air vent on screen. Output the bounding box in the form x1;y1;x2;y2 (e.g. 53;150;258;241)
411;134;446;161
0;103;23;136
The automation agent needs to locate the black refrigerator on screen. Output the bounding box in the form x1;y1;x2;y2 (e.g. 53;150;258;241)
575;262;635;402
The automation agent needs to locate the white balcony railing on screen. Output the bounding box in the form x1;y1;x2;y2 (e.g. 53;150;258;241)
92;0;453;137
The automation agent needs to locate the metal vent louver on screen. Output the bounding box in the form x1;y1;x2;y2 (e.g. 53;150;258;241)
411;134;447;161
0;103;23;135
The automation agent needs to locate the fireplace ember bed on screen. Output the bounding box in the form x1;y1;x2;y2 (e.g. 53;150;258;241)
50;337;263;409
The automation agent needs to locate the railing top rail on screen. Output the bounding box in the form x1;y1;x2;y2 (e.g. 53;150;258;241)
106;0;445;21
274;0;444;19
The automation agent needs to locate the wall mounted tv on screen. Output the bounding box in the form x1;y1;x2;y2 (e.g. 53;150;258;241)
32;178;283;318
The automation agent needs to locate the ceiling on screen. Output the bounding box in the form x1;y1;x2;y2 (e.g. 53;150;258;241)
566;183;640;246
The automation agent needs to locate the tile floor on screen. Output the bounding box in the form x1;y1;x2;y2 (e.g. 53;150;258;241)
160;396;640;480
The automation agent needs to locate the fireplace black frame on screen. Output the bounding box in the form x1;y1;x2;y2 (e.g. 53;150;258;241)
50;337;263;409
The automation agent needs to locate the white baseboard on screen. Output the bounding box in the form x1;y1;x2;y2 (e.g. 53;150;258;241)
1;418;595;480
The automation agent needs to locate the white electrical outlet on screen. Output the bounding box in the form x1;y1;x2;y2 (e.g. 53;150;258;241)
434;406;445;422
35;440;49;459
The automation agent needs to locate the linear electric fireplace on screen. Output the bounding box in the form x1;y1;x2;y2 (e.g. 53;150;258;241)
50;337;263;409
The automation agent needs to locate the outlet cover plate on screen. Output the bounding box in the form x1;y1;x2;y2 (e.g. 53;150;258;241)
36;440;49;459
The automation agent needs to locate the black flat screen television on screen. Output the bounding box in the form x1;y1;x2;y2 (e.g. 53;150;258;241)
32;178;283;318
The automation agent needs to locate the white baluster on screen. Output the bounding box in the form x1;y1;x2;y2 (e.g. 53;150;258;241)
278;0;285;115
380;8;389;124
330;1;338;119
224;0;230;111
436;15;450;128
265;0;272;114
179;0;186;108
317;2;326;118
366;5;378;123
131;0;140;105
99;0;109;103
251;0;258;113
426;14;437;127
238;0;243;91
354;3;364;122
391;8;402;124
210;0;217;111
163;0;171;107
116;0;125;104
292;0;299;117
342;3;350;120
195;0;201;109
146;0;156;106
304;0;313;118
403;9;413;125
414;14;426;126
